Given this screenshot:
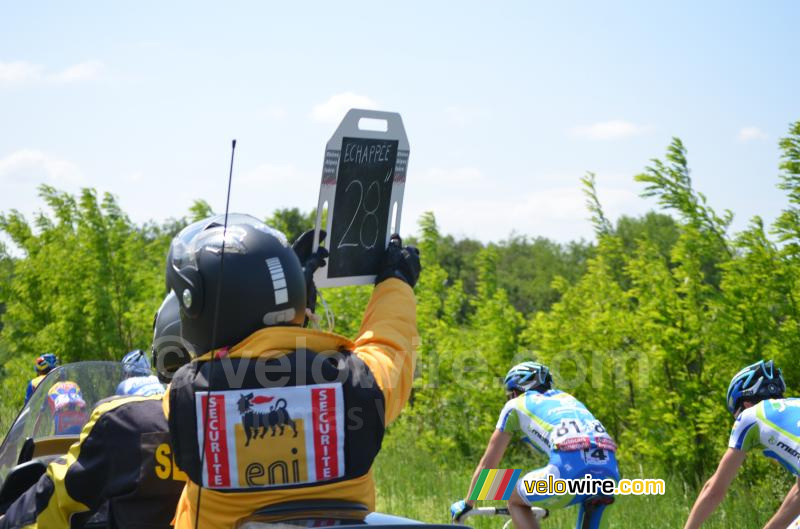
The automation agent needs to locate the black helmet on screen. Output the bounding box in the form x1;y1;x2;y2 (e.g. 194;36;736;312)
151;290;194;383
165;214;306;352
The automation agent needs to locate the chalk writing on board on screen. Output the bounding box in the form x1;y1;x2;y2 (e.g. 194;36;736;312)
337;169;394;250
327;137;399;279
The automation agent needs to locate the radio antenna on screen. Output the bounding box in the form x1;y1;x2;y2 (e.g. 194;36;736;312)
195;139;236;529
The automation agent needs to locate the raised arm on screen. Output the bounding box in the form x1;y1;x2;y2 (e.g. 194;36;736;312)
683;448;746;529
353;277;418;425
351;237;420;425
465;430;512;505
763;477;800;529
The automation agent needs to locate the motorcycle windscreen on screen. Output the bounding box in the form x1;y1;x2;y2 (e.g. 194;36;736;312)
0;362;126;486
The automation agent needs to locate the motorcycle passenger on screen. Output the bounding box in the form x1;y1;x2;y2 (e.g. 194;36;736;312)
0;293;187;529
25;354;58;404
684;360;800;529
163;214;421;529
451;361;619;529
116;349;165;397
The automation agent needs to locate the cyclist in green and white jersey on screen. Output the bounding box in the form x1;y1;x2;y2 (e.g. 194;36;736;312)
684;360;800;529
451;361;619;529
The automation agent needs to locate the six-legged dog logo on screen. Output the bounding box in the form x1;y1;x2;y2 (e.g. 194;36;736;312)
237;393;299;447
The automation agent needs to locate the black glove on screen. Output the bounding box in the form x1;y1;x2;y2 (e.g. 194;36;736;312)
292;229;329;314
375;234;421;288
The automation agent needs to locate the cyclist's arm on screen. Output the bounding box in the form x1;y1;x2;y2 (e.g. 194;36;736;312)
762;477;800;529
464;429;512;507
683;448;746;529
352;278;417;425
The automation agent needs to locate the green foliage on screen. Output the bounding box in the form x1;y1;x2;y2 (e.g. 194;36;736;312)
774;121;800;255
0;186;203;411
385;120;800;490
2;120;800;512
267;207;317;243
582;171;612;236
0;186;164;364
635;138;733;242
188;199;214;222
374;433;791;529
433;232;592;316
522;121;800;483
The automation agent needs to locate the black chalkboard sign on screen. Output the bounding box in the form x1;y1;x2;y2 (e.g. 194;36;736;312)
327;137;398;278
313;110;409;287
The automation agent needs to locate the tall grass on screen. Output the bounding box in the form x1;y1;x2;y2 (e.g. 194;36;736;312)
374;425;791;529
0;389;792;528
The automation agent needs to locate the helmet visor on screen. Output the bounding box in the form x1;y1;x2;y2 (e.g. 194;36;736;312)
170;214;288;271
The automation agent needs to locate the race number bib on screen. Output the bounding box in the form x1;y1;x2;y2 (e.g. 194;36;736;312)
550;419;616;452
195;383;346;490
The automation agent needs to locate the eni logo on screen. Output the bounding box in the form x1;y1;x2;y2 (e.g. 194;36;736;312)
154;443;188;481
237;393;298;447
245;447;302;486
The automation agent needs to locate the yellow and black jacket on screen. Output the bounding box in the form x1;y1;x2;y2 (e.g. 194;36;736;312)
1;395;185;529
24;375;46;404
166;277;417;529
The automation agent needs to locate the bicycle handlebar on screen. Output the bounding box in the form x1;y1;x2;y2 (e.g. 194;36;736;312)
457;506;548;523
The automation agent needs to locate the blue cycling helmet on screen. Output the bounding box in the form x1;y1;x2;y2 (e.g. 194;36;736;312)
35;353;58;375
504;361;552;396
121;349;152;378
726;360;785;416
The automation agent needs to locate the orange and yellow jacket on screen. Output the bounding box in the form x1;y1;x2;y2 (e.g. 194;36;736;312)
166;277;417;529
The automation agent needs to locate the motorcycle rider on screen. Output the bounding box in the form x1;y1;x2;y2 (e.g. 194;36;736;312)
25;354;58;404
684;360;800;529
450;361;619;529
0;294;187;529
115;349;166;397
162;214;421;529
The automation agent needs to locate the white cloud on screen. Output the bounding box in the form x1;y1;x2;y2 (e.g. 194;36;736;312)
403;166;645;242
738;126;767;142
50;60;104;83
406;185;639;242
0;149;84;185
310;92;378;124
0;60;103;85
570;120;649;141
232;162;320;216
0;61;44;83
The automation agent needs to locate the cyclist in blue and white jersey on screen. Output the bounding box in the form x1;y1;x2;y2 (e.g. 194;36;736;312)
685;360;800;529
451;361;619;529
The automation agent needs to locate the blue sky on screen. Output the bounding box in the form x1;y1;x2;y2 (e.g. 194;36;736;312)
1;1;798;243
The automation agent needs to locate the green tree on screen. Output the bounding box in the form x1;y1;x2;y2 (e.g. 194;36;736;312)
267;207;317;243
0;186;169;365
